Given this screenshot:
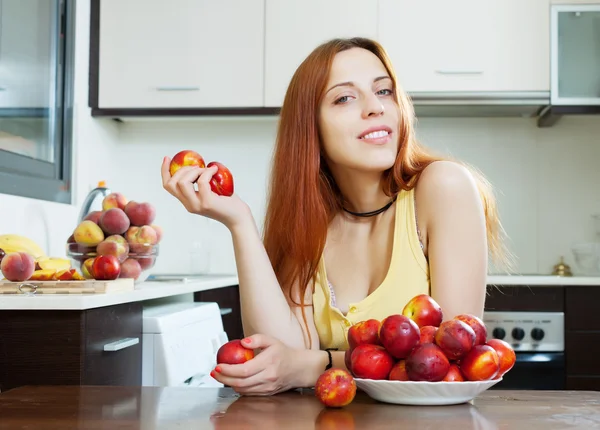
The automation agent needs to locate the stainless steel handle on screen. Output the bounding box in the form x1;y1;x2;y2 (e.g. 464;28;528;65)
155;86;200;92
435;70;484;75
103;337;139;352
220;308;233;316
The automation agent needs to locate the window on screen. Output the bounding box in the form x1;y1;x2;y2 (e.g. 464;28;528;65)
0;0;74;204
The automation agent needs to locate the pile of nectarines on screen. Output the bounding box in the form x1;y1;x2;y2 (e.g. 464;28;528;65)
169;150;234;197
65;192;162;281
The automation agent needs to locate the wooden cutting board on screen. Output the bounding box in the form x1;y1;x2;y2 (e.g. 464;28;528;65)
0;278;135;295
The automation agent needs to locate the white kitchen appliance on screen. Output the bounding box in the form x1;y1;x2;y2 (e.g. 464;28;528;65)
142;301;229;387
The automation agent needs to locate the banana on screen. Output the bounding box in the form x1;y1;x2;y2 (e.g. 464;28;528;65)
0;234;46;259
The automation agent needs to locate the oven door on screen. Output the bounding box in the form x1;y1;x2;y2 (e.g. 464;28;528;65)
490;352;565;390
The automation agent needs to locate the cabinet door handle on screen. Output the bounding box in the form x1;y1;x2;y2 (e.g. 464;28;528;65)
155;86;200;91
435;70;483;75
220;308;233;316
103;337;139;352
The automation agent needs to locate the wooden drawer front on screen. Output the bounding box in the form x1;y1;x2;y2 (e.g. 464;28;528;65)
83;302;142;386
484;286;564;312
566;332;600;376
565;287;600;331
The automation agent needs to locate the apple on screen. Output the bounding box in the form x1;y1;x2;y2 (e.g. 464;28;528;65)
388;360;409;381
350;344;394;380
315;368;357;408
207;161;234;197
459;344;500;381
347;319;381;351
379;314;420;359
486;339;516;378
92;255;121;280
405;343;450;382
419;325;438;344
455;314;488;346
169;150;205;176
434;319;476;360
216;339;254;365
443;363;466;382
402;294;443;328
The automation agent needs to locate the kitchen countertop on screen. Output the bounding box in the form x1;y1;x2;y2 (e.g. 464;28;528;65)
0;385;598;429
0;274;239;310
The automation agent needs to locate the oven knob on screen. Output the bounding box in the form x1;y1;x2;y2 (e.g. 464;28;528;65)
512;327;525;341
492;328;505;340
531;328;544;341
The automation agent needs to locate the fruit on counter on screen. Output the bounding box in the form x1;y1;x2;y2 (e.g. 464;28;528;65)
0;252;35;282
102;192;128;211
124;201;156;226
405;343;450;382
443;364;466;382
216;339;255;365
73;220;105;247
81;258;95;279
29;269;58;281
151;224;163;242
207;161;234;197
486;339;516;379
402;294;443;328
433;319;476;360
347;318;381;351
0;234;46;259
388;360;409;381
455;314;488;346
0;248;5;264
315;368;357;408
350;344;394;380
98;208;130;235
97;235;129;263
169;150;205;176
36;257;71;272
378;314;420;359
459;345;500;381
419;325;438;344
119;258;142;280
125;225;158;254
92;254;121;280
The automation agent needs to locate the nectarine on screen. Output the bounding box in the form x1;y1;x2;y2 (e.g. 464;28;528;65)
443;363;465;382
402;294;443;328
455;314;488;346
434;319;476;360
315;368;356;408
347;319;381;351
459;344;500;381
92;255;121;280
419;325;438;344
169;150;205;176
216;339;254;365
350;344;394;380
379;314;420;359
486;339;516;378
388;360;409;381
207;161;234;197
405;343;450;382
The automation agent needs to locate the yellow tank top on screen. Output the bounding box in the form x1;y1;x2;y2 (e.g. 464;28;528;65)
312;188;430;350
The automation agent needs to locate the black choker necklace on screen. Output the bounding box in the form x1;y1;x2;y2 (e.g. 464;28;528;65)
342;195;398;218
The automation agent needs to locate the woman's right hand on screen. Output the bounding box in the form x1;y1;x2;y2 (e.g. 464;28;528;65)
161;156;252;230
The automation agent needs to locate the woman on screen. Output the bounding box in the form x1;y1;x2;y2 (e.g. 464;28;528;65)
161;37;510;396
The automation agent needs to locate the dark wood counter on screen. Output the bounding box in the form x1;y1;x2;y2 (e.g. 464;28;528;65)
0;385;599;429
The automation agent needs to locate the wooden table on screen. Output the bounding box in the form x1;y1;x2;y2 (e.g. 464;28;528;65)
0;385;599;429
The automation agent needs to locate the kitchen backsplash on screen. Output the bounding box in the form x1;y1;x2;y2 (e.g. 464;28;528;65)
1;115;599;276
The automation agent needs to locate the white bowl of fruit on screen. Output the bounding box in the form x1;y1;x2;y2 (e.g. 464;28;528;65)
66;192;162;284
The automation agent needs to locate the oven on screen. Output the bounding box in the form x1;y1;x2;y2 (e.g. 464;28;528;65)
483;311;565;390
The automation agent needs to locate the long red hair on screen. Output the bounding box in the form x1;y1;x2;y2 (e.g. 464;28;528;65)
262;37;511;347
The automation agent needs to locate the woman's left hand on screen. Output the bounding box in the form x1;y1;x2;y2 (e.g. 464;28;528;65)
211;334;304;396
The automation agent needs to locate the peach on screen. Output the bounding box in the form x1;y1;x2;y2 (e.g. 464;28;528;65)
73;220;105;246
1;252;35;281
486;339;516;378
207;161;234;197
405;343;450;382
455;314;488;346
350;344;394;380
99;208;130;235
92;255;121;280
402;294;443;328
102;192;128;211
83;210;103;224
434;319;476;360
169;150;205;176
443;363;466;382
124;201;156;227
119;258;142;280
388;360;409;381
81;258;95;279
216;339;254;365
419;325;438;344
460;345;500;381
379;314;420;359
315;368;356;408
347;319;381;351
125;226;158;254
97;235;129;263
151;224;163;243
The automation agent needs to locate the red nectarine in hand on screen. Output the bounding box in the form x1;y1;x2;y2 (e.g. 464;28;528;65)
402;294;443;328
379;314;420;359
169;150;205;176
315;368;356;408
216;339;254;365
207;161;234;197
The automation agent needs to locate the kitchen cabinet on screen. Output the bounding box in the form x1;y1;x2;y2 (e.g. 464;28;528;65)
0;302;142;392
378;0;551;93
263;0;378;107
195;284;244;341
95;0;265;109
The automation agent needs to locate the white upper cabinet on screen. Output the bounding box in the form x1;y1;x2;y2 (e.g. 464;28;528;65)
378;0;551;93
98;0;265;108
264;0;378;107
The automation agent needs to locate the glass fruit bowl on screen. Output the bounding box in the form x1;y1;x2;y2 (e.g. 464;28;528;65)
66;242;159;284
